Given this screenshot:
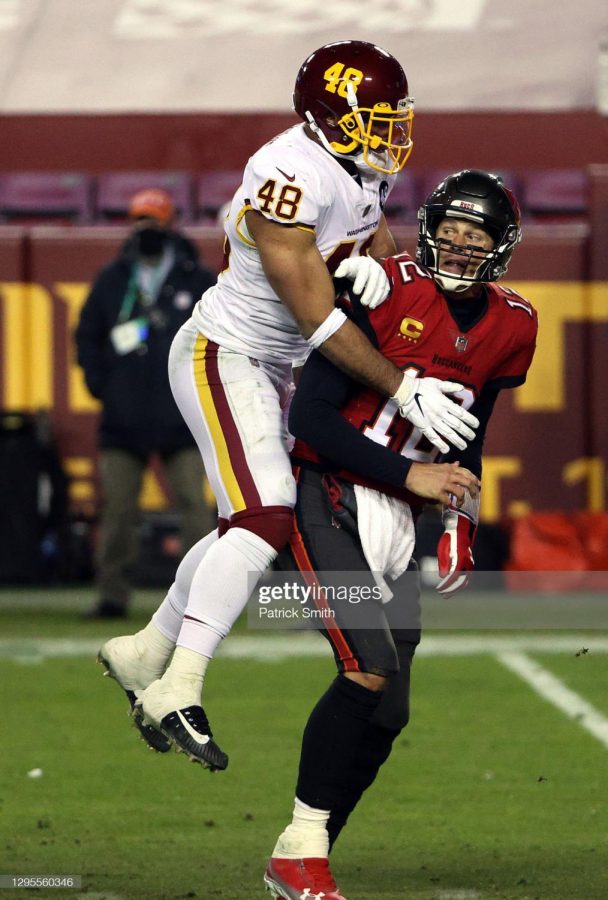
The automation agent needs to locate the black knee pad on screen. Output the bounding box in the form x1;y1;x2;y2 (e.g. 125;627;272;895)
371;637;418;732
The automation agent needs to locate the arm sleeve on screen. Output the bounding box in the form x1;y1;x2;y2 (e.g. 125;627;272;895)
289;303;413;489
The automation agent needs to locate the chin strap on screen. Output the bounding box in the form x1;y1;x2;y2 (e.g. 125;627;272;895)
304;110;362;160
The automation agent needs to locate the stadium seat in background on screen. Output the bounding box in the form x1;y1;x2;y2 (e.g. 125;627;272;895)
95;171;194;223
383;173;420;224
0;172;93;224
196;170;242;223
521;169;588;220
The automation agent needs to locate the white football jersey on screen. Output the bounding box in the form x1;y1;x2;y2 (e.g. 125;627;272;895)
193;124;396;364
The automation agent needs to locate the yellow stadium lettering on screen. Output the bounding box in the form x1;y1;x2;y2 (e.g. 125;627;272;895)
0;282;53;410
507;500;532;518
511;281;608;412
54;282;99;413
139;466;169;511
64;457;96;515
563;457;605;511
480;457;522;523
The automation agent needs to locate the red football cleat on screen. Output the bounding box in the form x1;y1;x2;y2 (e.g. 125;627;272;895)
264;856;348;900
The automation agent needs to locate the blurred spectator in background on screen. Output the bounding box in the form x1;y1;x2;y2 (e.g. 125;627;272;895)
75;188;217;619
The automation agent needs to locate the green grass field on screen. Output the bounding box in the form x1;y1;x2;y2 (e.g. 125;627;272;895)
1;589;607;900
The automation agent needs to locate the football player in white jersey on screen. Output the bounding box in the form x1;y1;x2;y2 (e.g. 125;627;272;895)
99;40;479;769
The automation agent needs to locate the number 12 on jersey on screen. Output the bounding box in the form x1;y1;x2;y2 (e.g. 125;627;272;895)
363;368;476;463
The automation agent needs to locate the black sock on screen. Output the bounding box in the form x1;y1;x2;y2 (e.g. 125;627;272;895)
296;674;383;811
327;721;400;850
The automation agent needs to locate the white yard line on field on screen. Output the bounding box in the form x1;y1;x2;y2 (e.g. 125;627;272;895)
497;651;608;749
0;634;608;662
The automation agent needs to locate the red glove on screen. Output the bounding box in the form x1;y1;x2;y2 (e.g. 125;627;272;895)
436;509;477;596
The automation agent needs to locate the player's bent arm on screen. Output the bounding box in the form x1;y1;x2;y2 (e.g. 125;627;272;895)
290;352;412;488
246;210;337;335
291;351;479;502
368;214;397;258
247;210;404;397
248;212;478;449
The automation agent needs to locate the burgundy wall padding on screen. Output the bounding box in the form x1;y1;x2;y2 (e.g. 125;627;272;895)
1;112;607;173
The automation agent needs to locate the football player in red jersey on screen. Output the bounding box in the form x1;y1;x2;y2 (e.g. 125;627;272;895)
263;170;537;900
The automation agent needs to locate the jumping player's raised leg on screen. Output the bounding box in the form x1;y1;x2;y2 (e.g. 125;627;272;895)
134;323;296;769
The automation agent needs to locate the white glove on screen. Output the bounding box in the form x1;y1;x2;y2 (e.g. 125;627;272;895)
393;376;479;454
334;257;390;309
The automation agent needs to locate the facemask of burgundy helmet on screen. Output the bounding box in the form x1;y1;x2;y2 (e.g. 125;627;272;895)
293;40;414;175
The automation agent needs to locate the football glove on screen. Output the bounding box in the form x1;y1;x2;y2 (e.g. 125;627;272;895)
436;503;478;597
392;375;479;454
334;257;390;309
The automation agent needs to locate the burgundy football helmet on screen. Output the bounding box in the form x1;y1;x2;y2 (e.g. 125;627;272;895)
293;40;414;175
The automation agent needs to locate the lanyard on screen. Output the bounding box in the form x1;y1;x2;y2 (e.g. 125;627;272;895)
117;268;140;325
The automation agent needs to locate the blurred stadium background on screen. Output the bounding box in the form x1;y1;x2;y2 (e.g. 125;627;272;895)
1;2;608;898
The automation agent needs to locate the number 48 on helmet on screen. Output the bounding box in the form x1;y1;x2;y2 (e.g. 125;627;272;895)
293;40;414;176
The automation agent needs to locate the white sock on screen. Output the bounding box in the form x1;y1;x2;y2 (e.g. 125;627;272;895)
157;646;209;708
152;529;219;642
177;527;277;658
272;798;330;859
131;621;175;677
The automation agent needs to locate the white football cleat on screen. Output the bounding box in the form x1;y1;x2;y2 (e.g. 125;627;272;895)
98;635;171;753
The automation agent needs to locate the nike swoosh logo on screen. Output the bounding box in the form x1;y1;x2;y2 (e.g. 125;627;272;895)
414;393;424;415
175;710;211;745
276;167;296;182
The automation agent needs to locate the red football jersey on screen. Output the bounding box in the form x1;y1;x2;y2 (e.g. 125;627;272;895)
293;252;538;508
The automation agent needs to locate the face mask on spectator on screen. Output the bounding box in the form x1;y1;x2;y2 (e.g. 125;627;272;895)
136;227;168;258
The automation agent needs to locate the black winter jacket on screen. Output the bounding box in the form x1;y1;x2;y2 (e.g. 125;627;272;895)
75;232;216;457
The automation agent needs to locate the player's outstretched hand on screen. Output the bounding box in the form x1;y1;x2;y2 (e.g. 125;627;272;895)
393;375;479;454
436;507;477;596
334;257;390;309
405;461;480;506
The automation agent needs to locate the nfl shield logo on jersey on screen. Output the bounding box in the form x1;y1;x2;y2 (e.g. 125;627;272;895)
454;335;468;353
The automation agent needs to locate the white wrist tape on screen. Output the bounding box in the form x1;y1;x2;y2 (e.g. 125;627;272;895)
307;308;348;349
391;374;415;409
446;489;480;525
